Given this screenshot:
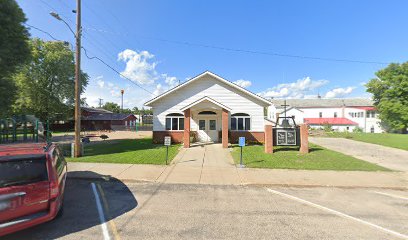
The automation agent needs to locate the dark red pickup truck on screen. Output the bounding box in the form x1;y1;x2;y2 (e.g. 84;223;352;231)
0;143;67;237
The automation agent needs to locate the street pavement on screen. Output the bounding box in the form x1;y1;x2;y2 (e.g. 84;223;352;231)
310;137;408;172
4;179;408;240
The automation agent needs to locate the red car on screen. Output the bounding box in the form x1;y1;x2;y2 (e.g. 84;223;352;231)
0;143;67;237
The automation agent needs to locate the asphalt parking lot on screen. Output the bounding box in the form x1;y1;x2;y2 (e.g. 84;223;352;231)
4;179;408;240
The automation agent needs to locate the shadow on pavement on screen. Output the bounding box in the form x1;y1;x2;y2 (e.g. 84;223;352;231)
3;171;138;240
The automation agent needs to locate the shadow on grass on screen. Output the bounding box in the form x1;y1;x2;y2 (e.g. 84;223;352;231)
231;144;323;153
273;146;323;153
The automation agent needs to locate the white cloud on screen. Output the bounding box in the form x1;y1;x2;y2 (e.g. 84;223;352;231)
162;74;179;88
234;79;252;88
153;84;163;96
97;80;104;89
324;87;355;98
258;77;328;99
118;49;158;85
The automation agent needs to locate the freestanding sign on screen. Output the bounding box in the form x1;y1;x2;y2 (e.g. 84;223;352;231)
239;137;245;147
276;129;296;146
271;100;308;153
164;136;171;164
238;137;245;167
164;136;171;146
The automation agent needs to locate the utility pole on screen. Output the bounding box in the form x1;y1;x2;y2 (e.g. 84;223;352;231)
98;98;103;108
74;0;82;157
121;89;124;112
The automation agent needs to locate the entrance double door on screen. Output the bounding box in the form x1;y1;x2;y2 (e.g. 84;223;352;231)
197;117;218;142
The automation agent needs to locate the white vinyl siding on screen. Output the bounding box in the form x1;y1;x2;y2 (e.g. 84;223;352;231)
150;76;268;131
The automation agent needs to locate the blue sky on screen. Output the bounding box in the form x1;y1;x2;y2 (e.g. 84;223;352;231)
17;0;408;108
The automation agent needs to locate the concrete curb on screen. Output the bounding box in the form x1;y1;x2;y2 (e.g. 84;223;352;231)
67;175;408;190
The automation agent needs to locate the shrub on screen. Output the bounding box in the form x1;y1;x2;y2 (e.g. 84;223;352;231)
322;122;332;132
100;134;109;140
353;127;363;133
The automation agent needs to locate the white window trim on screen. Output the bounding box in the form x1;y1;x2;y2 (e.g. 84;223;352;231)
230;116;251;131
165;116;184;131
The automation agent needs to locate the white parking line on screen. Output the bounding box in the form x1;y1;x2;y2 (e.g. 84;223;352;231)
91;183;111;240
266;188;408;239
370;191;408;201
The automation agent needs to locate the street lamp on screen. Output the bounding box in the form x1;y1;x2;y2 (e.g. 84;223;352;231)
49;12;76;37
49;0;82;157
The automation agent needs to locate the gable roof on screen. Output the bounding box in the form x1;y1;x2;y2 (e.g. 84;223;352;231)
281;107;304;113
145;71;271;106
180;96;232;111
272;98;373;109
111;113;137;120
82;107;113;114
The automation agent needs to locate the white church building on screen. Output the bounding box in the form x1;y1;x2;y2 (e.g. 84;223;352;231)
145;71;383;148
268;98;383;133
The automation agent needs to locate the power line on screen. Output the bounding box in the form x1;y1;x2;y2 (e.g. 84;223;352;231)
24;23;58;41
135;36;390;65
83;27;390;65
25;23;154;95
34;0;390;65
81;46;154;94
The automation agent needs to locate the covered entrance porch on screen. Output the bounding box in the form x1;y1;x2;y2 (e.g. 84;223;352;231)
181;96;230;148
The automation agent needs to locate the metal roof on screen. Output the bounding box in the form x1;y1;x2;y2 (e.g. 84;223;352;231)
81;107;113;114
272;98;374;108
304;118;358;125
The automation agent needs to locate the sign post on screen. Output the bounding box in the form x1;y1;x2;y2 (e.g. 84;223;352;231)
164;136;171;165
238;137;245;167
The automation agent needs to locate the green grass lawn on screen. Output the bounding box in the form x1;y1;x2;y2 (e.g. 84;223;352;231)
323;132;408;151
231;144;390;171
66;138;180;165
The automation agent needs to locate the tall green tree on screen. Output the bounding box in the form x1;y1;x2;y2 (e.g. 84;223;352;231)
0;0;31;117
102;102;121;113
13;38;89;121
132;106;139;114
366;62;408;133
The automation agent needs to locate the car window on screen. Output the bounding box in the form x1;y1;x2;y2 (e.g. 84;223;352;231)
54;147;66;177
0;156;48;188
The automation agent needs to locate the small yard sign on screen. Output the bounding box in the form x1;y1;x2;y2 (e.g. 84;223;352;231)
164;136;171;146
238;137;245;167
164;136;171;165
239;137;245;147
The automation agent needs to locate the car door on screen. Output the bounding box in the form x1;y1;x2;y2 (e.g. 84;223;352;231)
0;155;50;223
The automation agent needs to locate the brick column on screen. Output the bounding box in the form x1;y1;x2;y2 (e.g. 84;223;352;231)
299;124;309;154
222;108;229;148
183;108;190;148
264;125;273;153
